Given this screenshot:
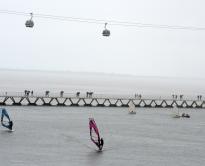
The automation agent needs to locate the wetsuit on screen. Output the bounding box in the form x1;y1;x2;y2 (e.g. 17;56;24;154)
99;138;104;150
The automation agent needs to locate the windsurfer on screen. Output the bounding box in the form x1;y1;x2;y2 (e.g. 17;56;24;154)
8;121;13;130
99;138;104;150
89;118;104;151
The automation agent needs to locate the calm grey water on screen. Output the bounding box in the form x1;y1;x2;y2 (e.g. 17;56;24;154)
0;107;204;166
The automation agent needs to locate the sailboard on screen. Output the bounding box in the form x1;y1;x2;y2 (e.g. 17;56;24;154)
128;102;136;114
89;118;104;151
1;108;13;131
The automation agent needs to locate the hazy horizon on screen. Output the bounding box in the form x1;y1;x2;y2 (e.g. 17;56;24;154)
1;68;205;80
0;69;205;99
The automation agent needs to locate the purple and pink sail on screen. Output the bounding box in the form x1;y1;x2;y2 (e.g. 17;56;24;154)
89;118;104;151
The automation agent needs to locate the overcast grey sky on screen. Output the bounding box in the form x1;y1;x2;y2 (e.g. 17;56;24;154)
0;0;205;78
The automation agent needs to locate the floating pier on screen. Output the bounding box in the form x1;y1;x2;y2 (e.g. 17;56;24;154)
0;94;204;108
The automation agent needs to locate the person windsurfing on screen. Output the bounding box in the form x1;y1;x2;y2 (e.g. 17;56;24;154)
1;108;13;131
99;138;104;151
89;118;104;151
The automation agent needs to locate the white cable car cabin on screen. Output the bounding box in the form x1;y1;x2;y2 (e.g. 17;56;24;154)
25;13;34;28
102;23;110;37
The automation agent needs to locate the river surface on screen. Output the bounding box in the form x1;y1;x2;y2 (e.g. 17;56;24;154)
0;107;204;166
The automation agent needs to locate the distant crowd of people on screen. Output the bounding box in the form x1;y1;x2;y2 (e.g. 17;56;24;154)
75;91;94;98
197;95;202;100
24;90;34;96
172;94;184;100
44;91;94;98
86;92;93;98
134;94;142;99
1;91;203;101
172;94;203;101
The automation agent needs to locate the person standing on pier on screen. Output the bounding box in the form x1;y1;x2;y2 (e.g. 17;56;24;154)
76;92;80;97
45;91;50;97
60;91;64;97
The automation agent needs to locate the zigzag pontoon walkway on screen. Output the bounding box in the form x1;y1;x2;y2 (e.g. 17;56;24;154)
0;94;204;108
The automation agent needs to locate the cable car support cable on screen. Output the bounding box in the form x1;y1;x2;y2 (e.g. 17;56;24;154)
0;9;205;31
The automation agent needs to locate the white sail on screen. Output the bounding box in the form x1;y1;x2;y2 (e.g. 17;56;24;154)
172;106;180;118
128;102;136;114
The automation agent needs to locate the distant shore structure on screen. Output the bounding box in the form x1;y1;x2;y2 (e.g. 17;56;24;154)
0;91;204;108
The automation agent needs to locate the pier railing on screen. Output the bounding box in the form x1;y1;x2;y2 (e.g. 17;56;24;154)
0;92;204;108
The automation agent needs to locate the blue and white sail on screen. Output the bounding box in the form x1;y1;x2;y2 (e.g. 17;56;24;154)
1;108;13;130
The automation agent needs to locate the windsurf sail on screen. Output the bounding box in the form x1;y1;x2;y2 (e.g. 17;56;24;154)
1;108;13;130
89;118;103;150
128;102;136;114
172;106;180;118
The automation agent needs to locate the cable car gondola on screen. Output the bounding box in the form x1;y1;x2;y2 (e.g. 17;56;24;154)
25;13;34;28
102;23;110;37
